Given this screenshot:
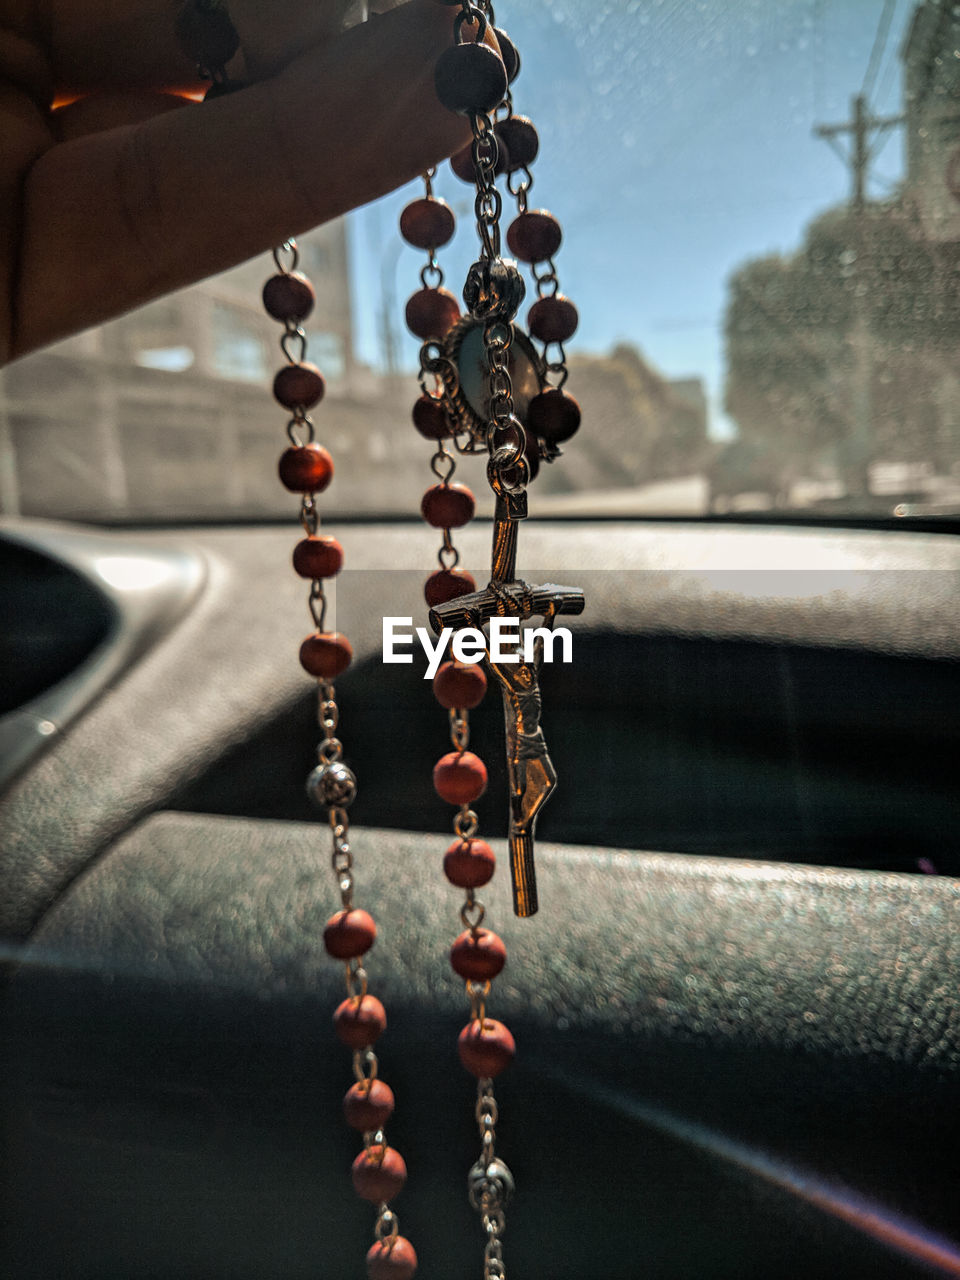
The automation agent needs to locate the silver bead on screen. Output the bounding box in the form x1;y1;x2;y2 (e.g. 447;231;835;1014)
306;762;357;808
463;258;525;322
467;1156;515;1212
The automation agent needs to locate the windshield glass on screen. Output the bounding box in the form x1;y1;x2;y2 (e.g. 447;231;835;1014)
3;0;958;523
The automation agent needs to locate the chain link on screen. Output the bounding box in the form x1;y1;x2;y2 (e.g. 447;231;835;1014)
352;1046;379;1084
420;256;445;289
375;1208;400;1245
449;707;470;751
430;446;457;483
470;113;502;260
470;1080;512;1280
455;807;480;838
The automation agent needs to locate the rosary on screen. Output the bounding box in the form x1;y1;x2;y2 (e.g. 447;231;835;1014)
177;2;583;1274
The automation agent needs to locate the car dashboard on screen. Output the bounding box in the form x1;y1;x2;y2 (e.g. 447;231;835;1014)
1;515;959;1278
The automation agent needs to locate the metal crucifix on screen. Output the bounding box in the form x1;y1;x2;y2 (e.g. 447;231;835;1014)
429;497;584;917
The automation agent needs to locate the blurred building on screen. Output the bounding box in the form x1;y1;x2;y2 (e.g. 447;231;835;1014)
557;347;709;495
0;220;378;521
902;0;960;242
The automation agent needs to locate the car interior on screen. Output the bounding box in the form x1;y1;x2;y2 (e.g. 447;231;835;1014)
3;2;960;1278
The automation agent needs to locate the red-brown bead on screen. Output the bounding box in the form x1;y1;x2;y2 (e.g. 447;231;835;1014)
299;631;352;678
528;295;579;344
450;136;510;183
424;568;477;607
493;27;520;82
352;1145;407;1203
405;287;461;340
433;751;487;805
273;362;326;410
506;210;563;264
443;837;496;889
343;1079;396;1132
262;272;315;322
278;443;334;493
366;1236;418;1280
412;395;452;441
292;536;343;580
334;995;387;1049
495;115;539;171
458;1018;516;1078
323;908;376;960
450;928;506;981
433;660;487;710
400;197;456;250
420;483;475;529
527;389;582;444
434;41;507;115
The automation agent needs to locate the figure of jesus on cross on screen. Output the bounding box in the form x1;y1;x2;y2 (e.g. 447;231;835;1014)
430;505;584;917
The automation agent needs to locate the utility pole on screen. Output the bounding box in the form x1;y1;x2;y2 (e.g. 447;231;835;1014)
815;94;904;210
814;95;904;498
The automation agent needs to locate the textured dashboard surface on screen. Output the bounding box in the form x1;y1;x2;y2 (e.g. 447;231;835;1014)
3;813;959;1278
1;518;959;940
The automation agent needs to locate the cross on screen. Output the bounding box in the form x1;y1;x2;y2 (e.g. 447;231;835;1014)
429;500;584;917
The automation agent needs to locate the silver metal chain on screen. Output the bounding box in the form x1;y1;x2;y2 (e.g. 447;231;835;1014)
469;1080;514;1280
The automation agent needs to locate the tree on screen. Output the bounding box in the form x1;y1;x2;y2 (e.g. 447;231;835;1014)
724;200;960;488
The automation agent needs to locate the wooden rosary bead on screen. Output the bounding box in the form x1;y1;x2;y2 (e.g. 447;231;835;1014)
458;1018;516;1078
343;1079;395;1132
278;443;333;493
323;908;376;959
450;928;507;981
433;660;486;710
405;287;460;341
527;388;582;444
412;395;452;441
420;482;475;529
424;568;477;607
493;27;521;83
507;210;563;264
528;294;579;344
434;41;507;115
400;198;456;251
292;535;343;580
450;137;509;184
496;115;539;172
366;1236;418;1280
299;631;353;678
334;994;387;1049
174;0;240;67
443;837;496;889
433;751;487;805
262;272;315;323
352;1145;407;1203
273;362;326;410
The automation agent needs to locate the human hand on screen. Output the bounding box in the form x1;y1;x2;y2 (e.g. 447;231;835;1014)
0;0;470;363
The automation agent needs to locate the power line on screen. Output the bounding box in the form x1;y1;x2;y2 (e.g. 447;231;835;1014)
862;0;897;102
874;19;903;110
813;0;825;118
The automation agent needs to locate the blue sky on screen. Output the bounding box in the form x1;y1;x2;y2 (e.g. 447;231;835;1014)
349;1;915;437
